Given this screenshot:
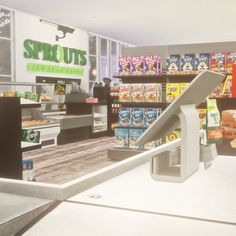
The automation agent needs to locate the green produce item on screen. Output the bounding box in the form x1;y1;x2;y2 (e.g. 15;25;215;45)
25;91;32;100
16;92;26;98
31;93;40;102
22;129;40;143
201;99;222;145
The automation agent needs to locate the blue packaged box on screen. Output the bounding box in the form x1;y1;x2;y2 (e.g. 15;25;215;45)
144;108;157;127
114;128;129;148
195;53;210;73
129;129;144;149
166;54;181;74
118;108;131;127
180;54;195;74
131;108;144;127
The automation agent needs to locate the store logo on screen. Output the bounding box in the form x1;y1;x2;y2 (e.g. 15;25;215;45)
23;39;87;66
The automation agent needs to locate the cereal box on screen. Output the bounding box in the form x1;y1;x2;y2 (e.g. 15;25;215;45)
131;108;144;127
166;55;181;74
118;108;131;127
129;129;144;149
195;53;210;73
144;140;156;150
145;56;162;75
197;109;207;129
166;83;180;102
144;83;162;102
210;52;226;72
143;108;158;127
131;56;146;75
180;83;189;94
180;54;195;74
166;130;181;143
119;84;132;102
114;128;129;148
222;75;232;98
132;84;144;102
119;57;132;75
226;52;236;73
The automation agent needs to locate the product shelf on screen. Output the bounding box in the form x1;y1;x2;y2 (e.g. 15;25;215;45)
117;101;170;108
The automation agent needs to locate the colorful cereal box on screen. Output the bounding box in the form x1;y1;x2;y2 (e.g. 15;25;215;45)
166;83;180;102
119;84;132;102
166;130;181;143
143;108;158;127
166;54;181;74
114;128;129;148
226;52;236;73
129;129;144;149
144;83;162;102
145;55;162;75
180;54;195;74
210;52;226;72
195;53;210;73
119;57;132;75
131;56;146;75
180;83;189;94
132;84;144;102
131;108;144;127
222;75;232;98
118;108;131;127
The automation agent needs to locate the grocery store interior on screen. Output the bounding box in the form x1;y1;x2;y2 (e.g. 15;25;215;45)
0;0;236;235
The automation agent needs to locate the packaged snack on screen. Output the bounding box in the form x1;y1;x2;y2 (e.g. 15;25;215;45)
119;84;132;102
195;53;210;73
144;83;162;102
197;109;207;129
144;140;156;150
118;108;131;127
114;128;129;148
129;129;144;149
166;55;181;74
166;130;181;142
22;129;40;143
145;56;162;75
180;83;189;94
166;83;180;102
144;108;158;127
226;52;236;73
132;84;144;102
131;108;144;127
131;56;145;75
119;57;132;75
210;52;226;72
221;75;232;98
180;54;195;74
201;99;222;145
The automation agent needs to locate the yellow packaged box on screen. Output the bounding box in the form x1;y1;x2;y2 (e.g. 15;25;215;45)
166;83;180;102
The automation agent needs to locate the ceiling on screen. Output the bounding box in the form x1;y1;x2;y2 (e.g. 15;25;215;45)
1;0;236;46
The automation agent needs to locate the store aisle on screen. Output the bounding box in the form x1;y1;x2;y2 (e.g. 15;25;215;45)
23;137;117;185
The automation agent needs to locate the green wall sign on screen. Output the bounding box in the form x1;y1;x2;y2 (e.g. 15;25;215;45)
23;39;87;76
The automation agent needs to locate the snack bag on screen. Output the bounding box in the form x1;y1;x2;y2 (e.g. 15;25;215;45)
197;109;207;129
132;84;144;102
226;52;236;73
144;108;158;127
221;75;232;98
210;52;226;72
119;57;132;75
166;55;181;74
131;56;145;75
119;84;132;102
118;108;131;127
144;83;162;102
180;54;195;74
114;128;129;148
195;53;210;73
129;129;144;149
166;83;180;102
145;56;162;75
201;99;222;145
131;108;144;127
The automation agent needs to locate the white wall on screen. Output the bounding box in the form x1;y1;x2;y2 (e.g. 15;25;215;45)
14;10;89;92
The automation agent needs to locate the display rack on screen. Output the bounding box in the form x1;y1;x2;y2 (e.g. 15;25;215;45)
109;73;235;159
